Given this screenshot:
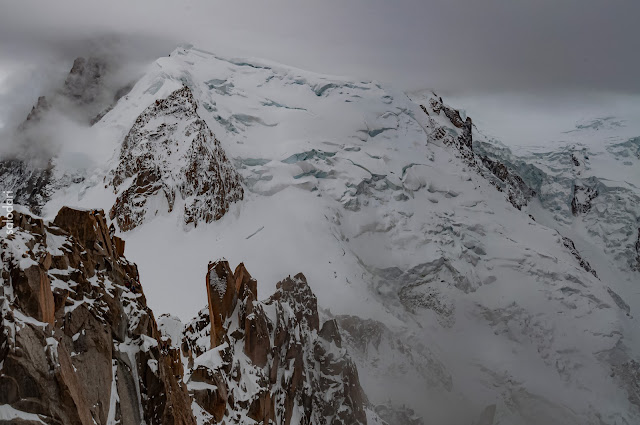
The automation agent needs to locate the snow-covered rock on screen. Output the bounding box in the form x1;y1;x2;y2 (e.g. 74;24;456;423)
162;260;371;425
0;207;195;425
1;209;375;425
109;86;243;230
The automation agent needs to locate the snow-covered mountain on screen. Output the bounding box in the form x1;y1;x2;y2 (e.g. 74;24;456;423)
1;45;639;424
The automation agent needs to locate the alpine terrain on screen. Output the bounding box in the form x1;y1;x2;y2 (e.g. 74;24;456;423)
1;45;639;425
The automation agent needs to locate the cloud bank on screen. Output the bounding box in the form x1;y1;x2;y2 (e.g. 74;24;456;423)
0;0;638;134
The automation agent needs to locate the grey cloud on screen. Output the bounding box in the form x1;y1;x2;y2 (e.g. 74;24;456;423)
0;0;638;130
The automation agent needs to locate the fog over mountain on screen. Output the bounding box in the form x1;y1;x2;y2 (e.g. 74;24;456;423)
1;2;639;425
1;1;639;105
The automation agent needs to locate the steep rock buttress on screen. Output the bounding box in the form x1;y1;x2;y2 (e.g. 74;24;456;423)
110;86;243;231
0;207;195;425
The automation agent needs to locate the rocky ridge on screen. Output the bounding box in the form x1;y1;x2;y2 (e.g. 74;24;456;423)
163;260;374;425
1;207;380;425
2;46;639;424
0;207;194;425
417;93;536;211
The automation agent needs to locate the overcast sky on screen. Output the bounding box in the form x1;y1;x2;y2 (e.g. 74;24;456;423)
1;0;639;129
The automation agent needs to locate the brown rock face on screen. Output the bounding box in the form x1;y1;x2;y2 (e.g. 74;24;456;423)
113;236;126;257
0;207;196;425
179;263;369;424
10;264;55;326
3;209;372;425
206;259;238;348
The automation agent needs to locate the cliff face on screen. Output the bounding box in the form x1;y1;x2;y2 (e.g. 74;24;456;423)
1;208;373;425
0;207;195;425
167;260;370;425
110;86;244;231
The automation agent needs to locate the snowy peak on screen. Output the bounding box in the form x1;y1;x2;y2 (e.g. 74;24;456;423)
110;86;243;231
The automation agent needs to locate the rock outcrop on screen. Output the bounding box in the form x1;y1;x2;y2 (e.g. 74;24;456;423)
635;228;640;271
479;155;536;210
562;236;598;278
0;207;195;425
421;94;536;210
1;210;372;424
62;57;107;108
110;86;243;231
171;260;370;425
19;96;51;130
374;404;424;425
571;184;599;215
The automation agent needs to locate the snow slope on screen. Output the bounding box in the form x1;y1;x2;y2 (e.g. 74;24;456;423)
23;45;640;424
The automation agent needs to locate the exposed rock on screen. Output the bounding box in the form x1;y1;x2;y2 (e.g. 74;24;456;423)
336;313;452;397
206;259;238;348
376;258;465;327
113;236;125;257
174;264;369;424
422;94;536;210
0;56;122;215
62;57;107;107
20;96;51;129
335;315;385;353
480;155;536;210
571;153;581;167
181;307;211;368
571;184;598;215
110;86;243;231
0;160;53;215
561;236;598;278
0;207;196;425
634;228;640;271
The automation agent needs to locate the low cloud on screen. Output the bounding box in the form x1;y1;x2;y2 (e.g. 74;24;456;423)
0;0;638;142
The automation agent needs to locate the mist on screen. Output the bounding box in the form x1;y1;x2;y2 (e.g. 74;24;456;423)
1;1;638;143
2;1;639;100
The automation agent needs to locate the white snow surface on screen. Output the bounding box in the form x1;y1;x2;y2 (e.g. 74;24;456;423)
33;45;640;424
